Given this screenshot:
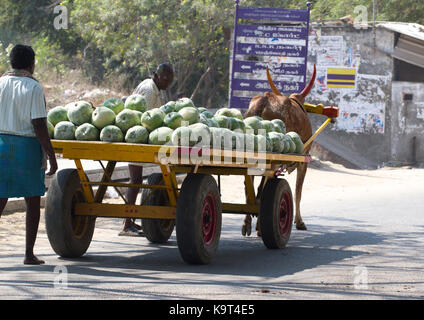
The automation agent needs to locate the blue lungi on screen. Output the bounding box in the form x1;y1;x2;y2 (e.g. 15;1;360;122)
0;134;45;198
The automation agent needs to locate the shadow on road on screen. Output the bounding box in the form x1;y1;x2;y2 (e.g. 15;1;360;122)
1;221;382;277
1;215;423;299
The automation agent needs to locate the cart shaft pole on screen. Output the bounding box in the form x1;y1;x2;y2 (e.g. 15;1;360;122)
303;118;332;151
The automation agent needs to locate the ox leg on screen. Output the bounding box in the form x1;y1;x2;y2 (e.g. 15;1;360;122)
242;214;252;237
294;162;308;230
255;176;266;204
256;218;261;237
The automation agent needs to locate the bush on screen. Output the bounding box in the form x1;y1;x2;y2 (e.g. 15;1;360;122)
32;37;67;77
0;43;13;74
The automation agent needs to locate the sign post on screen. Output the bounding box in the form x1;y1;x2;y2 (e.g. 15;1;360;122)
229;2;311;110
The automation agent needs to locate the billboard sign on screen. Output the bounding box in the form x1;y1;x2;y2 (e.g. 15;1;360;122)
229;1;311;109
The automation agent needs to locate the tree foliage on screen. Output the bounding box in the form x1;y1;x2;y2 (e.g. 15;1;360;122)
1;0;424;106
311;0;424;24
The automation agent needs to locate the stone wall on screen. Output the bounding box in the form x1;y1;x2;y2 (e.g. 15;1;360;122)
305;24;395;167
391;82;424;164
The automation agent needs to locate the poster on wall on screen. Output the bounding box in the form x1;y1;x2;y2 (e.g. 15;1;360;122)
306;30;388;135
333;74;388;134
417;102;424;120
316;36;344;66
308;35;344;66
326;67;357;89
316;66;328;91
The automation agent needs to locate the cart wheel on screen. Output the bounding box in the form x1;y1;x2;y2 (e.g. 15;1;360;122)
45;169;96;258
259;178;293;249
176;174;222;265
141;173;175;244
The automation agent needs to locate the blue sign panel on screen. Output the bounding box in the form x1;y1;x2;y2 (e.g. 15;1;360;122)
236;24;308;39
236;43;307;57
232;61;306;75
237;7;310;22
229;2;311;110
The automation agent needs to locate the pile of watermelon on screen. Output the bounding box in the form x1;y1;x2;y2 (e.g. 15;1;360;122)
48;96;304;154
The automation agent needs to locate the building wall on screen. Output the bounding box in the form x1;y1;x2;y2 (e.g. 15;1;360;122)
391;82;424;163
228;20;423;166
305;24;395;166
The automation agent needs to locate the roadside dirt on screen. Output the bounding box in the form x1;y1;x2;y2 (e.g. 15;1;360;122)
40;69;128;112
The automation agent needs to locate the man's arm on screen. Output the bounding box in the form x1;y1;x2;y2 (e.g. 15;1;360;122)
31;118;58;176
133;80;157;109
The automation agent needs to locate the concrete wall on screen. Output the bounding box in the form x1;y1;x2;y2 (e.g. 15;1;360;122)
228;21;424;167
305;24;395;167
391;82;424;163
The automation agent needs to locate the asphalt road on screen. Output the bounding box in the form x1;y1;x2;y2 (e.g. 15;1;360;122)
1;161;423;300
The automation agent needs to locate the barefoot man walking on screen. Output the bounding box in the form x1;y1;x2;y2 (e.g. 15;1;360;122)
0;45;57;264
119;63;174;236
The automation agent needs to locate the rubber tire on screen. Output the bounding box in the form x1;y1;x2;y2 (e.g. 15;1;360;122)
45;169;96;258
176;174;222;265
259;178;293;249
141;173;175;244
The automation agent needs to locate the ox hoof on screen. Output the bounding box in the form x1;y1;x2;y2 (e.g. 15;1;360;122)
242;224;252;237
295;222;307;231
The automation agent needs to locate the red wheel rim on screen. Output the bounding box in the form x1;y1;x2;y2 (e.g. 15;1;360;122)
202;193;217;245
279;191;293;238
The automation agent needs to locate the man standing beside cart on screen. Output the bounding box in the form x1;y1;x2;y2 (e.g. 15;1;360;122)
119;63;174;236
0;44;58;264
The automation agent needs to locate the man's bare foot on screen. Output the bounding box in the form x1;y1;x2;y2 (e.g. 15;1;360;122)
133;222;142;231
119;225;144;237
24;255;45;265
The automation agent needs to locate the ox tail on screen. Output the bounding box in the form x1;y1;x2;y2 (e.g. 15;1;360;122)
300;64;316;98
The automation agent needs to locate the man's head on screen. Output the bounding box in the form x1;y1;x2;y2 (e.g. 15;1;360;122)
10;45;36;74
153;63;174;90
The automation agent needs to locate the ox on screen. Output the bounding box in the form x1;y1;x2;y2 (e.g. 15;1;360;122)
242;65;317;235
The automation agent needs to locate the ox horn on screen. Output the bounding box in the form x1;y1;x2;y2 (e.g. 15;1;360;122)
266;66;282;96
300;64;317;98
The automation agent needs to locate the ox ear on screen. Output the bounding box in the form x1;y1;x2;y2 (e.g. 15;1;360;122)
266;66;282;96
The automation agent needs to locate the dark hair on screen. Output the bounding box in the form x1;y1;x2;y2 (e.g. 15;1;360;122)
155;62;174;77
10;44;35;70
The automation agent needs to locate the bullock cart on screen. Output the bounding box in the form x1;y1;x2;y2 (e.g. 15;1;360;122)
45;104;338;264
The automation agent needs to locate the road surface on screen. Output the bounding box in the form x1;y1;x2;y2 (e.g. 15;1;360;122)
1;160;423;300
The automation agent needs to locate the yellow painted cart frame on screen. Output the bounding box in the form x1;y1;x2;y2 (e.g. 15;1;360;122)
52;141;313;219
46;104;338;264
